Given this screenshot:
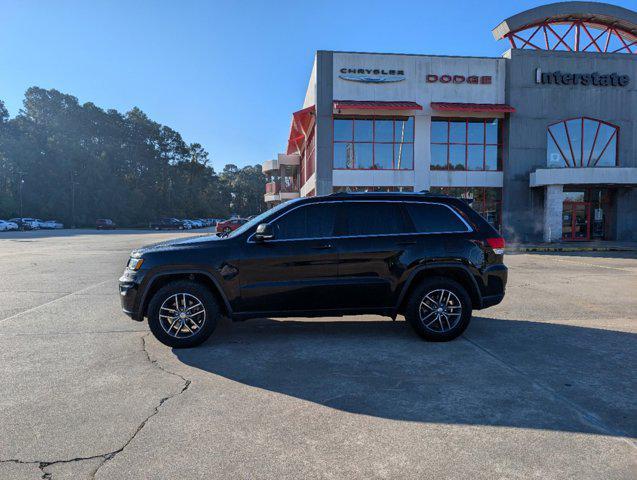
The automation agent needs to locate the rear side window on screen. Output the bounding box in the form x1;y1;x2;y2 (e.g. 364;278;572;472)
339;202;409;236
271;203;337;239
405;203;468;233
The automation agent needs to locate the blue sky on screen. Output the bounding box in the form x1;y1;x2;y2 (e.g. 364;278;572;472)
1;0;634;170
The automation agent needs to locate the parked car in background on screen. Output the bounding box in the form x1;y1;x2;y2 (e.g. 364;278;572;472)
96;219;117;230
119;191;507;348
9;218;39;230
216;217;247;235
181;220;194;230
150;218;185;230
0;220;19;231
40;220;64;229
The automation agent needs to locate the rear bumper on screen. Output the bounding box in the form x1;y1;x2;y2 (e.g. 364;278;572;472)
478;264;507;309
480;293;505;309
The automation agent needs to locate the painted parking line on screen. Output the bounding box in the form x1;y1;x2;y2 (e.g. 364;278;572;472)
550;257;634;272
0;279;112;323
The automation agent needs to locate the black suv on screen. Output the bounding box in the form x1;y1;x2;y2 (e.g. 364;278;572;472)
120;192;507;348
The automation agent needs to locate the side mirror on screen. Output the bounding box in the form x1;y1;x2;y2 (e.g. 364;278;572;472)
254;223;274;241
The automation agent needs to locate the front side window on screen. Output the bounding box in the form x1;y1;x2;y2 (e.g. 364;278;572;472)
547;117;618;167
270;203;337;240
334;117;414;170
339;202;409;236
405;203;468;233
431;118;502;171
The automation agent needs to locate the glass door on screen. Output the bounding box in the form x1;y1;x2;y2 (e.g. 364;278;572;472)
563;202;591;241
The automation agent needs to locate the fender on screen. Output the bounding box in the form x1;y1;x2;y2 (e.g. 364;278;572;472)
138;268;233;319
394;262;483;310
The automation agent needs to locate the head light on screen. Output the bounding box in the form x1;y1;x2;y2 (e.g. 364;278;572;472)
127;258;144;270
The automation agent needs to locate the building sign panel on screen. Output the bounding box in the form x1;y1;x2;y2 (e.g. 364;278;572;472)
535;68;630;86
338;68;406;83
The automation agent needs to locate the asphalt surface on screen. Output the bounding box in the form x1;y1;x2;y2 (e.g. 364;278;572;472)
0;229;635;479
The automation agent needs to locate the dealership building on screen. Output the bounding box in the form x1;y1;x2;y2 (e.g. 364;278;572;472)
263;2;637;242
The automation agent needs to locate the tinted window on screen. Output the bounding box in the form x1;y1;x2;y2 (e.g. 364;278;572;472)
405;203;468;233
271;204;337;239
340;202;409;236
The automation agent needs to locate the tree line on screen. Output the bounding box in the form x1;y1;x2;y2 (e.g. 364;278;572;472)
0;87;266;226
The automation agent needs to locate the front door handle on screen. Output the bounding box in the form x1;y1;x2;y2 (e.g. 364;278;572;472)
312;243;333;250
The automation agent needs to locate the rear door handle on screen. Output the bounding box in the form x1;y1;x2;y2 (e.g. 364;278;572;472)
312;243;333;250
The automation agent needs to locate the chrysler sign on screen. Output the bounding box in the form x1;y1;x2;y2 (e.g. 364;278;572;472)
535;68;630;86
339;68;406;83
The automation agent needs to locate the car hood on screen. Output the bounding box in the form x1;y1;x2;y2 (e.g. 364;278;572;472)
131;234;224;257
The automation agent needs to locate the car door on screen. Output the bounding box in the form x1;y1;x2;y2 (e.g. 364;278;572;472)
332;201;416;309
238;202;340;314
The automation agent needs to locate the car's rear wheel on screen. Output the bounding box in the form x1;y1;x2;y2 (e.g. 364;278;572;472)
405;276;472;342
147;280;219;348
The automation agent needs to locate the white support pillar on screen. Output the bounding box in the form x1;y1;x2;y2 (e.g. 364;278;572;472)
543;185;563;242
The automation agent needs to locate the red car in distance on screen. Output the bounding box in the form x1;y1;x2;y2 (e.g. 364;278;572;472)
216;218;247;235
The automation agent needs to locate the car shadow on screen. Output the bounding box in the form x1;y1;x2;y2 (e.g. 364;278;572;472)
174;316;636;438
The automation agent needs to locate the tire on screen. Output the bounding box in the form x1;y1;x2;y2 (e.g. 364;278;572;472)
147;280;220;348
404;276;473;342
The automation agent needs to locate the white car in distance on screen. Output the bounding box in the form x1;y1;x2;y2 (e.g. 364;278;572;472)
0;220;19;231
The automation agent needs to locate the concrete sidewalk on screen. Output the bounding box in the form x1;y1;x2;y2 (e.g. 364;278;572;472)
507;241;637;253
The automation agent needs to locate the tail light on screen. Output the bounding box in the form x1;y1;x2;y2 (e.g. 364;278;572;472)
486;237;505;255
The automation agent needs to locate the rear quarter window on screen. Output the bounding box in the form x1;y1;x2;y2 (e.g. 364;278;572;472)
405;203;469;233
339;202;409;236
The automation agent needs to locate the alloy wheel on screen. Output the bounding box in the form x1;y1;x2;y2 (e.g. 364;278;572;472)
159;293;206;339
418;289;462;332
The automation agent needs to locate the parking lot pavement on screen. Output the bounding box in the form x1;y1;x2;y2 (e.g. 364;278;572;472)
0;230;635;479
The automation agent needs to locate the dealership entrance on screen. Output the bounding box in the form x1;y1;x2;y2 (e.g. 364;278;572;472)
562;202;590;241
561;187;615;241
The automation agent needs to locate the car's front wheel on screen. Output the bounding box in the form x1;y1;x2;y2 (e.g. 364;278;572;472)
147;280;219;348
405;276;472;342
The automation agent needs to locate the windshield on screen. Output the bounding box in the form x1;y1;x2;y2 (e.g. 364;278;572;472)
225;199;303;238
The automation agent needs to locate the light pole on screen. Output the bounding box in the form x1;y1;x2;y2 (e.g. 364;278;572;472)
70;171;79;228
17;171;25;217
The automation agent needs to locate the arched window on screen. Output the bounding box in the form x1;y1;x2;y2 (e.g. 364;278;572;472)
547;118;618;168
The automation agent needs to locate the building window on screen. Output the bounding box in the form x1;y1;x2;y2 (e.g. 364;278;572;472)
547;118;618;168
334;117;414;170
333;186;414;193
431;118;502;171
280;164;299;192
431;187;502;232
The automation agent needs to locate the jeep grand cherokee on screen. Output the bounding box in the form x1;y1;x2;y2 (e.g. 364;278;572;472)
119;192;507;348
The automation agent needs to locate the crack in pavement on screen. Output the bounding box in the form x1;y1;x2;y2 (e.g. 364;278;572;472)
0;333;192;480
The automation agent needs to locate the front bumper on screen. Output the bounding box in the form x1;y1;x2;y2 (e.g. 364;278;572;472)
119;271;145;321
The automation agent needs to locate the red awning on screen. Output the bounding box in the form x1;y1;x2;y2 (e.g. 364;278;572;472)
287;105;316;155
430;102;516;113
334;100;423;111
